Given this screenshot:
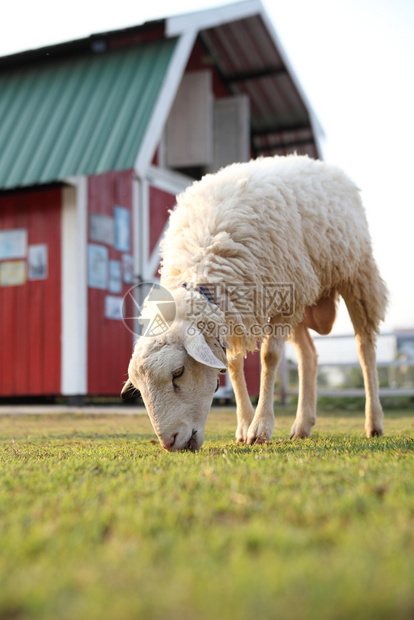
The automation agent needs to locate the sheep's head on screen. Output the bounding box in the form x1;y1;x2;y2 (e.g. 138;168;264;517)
121;321;227;451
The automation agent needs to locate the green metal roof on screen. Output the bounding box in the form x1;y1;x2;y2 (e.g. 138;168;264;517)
0;38;177;190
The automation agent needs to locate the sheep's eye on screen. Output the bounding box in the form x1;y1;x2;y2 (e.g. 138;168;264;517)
219;368;227;375
172;366;184;391
172;366;185;379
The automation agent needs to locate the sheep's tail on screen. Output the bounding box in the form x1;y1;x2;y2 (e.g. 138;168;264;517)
339;253;388;343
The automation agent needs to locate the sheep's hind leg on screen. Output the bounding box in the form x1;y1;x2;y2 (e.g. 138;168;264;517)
340;268;386;437
229;354;255;442
247;334;286;445
343;291;384;436
355;334;383;436
290;322;318;439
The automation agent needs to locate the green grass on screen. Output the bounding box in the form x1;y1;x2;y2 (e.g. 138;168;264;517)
0;407;413;620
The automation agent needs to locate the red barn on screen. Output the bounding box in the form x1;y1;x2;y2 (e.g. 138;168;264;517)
0;1;322;400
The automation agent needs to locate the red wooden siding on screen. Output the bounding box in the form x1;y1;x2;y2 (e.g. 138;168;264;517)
149;185;176;255
149;185;176;278
218;350;260;396
87;170;134;395
244;350;261;398
0;187;61;396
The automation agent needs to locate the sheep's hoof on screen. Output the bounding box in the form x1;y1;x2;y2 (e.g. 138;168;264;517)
366;426;384;438
365;415;384;437
235;423;251;443
290;420;313;440
246;418;273;445
247;432;269;446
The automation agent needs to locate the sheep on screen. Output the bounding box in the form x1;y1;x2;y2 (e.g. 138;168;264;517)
122;155;388;451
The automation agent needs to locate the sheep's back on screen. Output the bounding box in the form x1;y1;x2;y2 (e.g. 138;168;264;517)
160;155;371;310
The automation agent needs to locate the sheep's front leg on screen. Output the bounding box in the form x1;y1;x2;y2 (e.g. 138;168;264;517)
228;354;254;442
290;322;318;438
247;334;285;444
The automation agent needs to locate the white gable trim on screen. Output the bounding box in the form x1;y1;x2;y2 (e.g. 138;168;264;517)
166;0;262;37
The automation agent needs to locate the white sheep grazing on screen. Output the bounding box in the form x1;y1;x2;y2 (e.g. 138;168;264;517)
122;155;388;451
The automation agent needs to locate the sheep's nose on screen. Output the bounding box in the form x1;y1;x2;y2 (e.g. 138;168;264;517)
161;434;177;451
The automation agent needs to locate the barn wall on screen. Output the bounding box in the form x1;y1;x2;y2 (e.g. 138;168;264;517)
0;187;61;395
87;170;134;395
244;350;261;398
148;185;177;279
149;185;176;257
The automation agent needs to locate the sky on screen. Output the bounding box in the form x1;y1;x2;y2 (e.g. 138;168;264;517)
1;0;413;335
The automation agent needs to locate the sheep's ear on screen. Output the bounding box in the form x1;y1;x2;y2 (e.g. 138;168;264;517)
184;331;227;371
121;378;140;400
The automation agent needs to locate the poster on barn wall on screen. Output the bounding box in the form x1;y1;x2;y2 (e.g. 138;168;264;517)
105;295;123;320
0;229;27;260
88;244;108;289
108;260;122;293
114;206;130;252
122;254;133;284
28;244;48;280
0;260;26;286
90;213;114;246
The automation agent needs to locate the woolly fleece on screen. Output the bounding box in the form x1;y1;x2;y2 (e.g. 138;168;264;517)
159;155;387;357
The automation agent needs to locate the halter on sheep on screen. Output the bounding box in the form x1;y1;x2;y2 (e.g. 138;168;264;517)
122;155;388;451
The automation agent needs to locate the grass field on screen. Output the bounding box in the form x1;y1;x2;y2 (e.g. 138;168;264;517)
0;406;413;620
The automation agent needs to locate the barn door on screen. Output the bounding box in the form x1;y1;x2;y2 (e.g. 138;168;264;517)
0;187;61;396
